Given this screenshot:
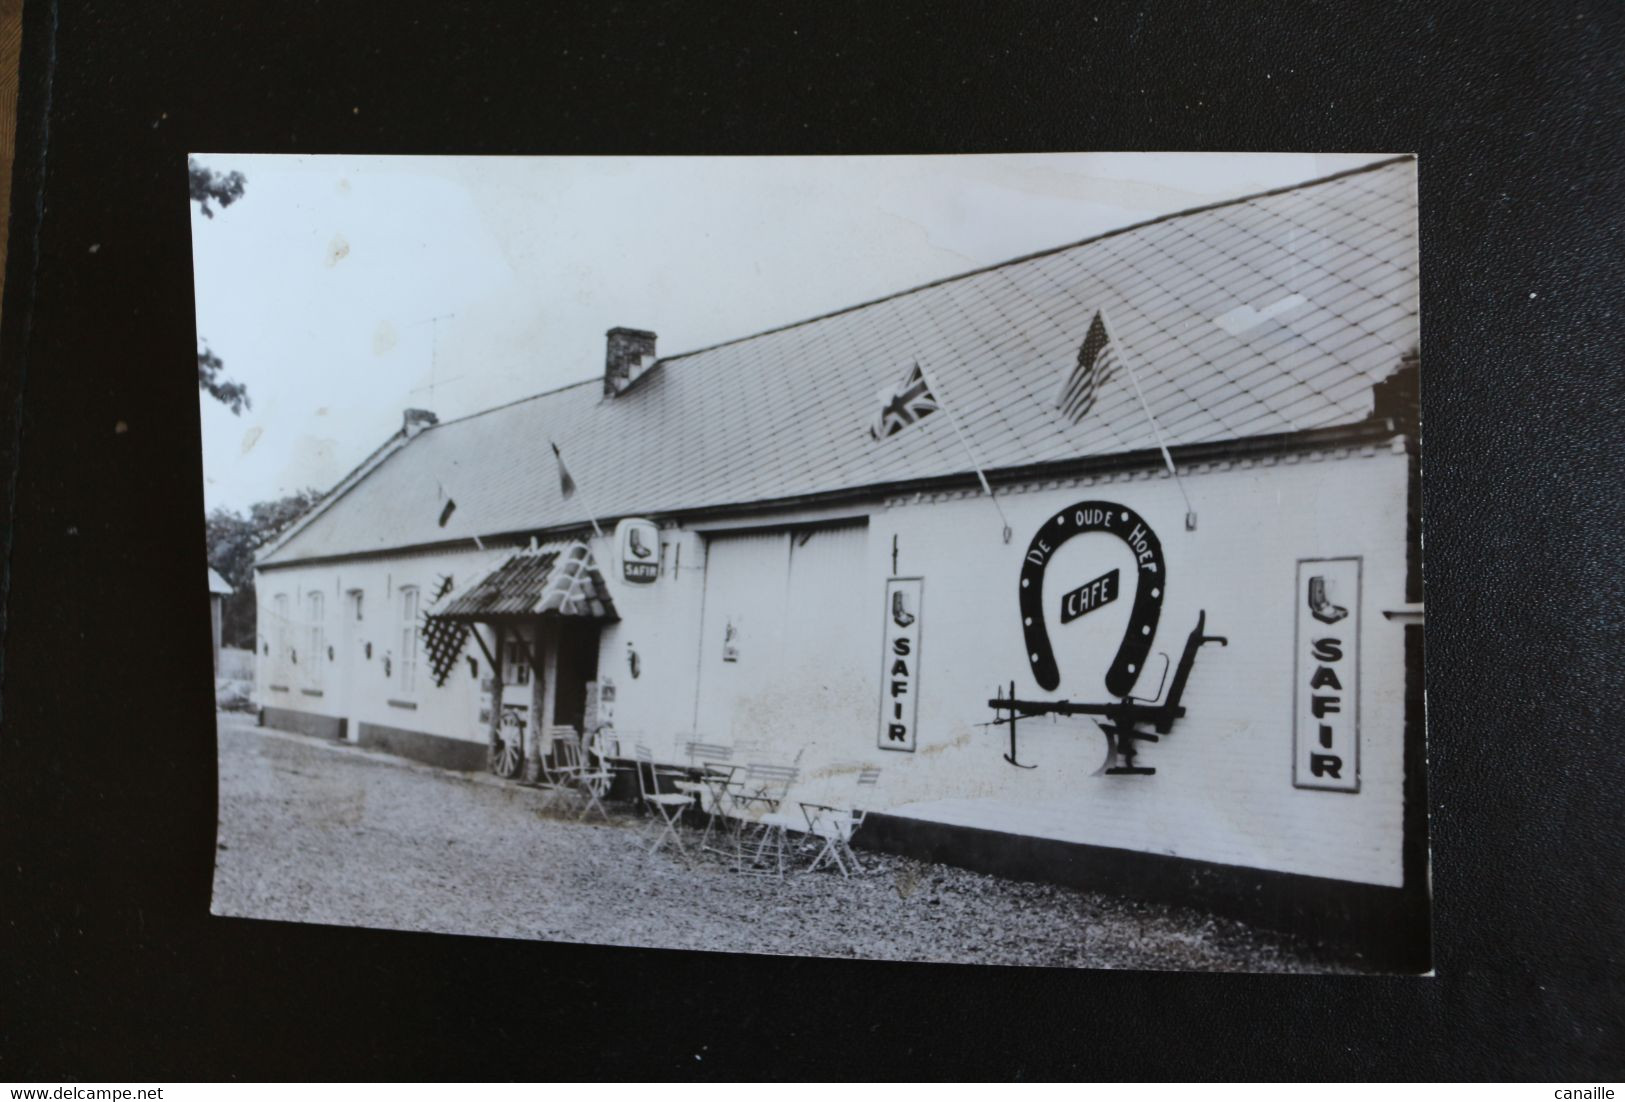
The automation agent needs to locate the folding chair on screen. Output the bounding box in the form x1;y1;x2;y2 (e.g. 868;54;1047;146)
550;725;586;777
671;739;736;854
799;764;882;876
682;739;733;769
573;727;620;822
588;726;628;786
634;745;693;861
725;763;800;877
534;726;582;814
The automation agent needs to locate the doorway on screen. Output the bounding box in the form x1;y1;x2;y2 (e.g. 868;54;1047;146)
552;620;601;731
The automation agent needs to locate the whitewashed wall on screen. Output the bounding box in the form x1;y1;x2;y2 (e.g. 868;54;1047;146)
254;439;1413;889
592;528;708;758
255;543;519;747
595;521;876;784
864;442;1413;888
596;442;1412;890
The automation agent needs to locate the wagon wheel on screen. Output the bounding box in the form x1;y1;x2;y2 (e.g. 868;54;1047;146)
491;711;525;779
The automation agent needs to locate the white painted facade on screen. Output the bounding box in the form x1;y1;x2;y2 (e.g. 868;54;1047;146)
864;442;1411;889
256;544;522;747
257;435;1412;892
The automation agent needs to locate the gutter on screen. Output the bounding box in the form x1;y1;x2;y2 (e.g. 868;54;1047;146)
255;417;1405;573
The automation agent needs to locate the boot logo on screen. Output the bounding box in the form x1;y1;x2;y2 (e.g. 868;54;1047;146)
615;518;661;584
1307;574;1349;624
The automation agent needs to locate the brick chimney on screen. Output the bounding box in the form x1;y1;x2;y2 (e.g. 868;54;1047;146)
604;328;657;397
403;408;439;438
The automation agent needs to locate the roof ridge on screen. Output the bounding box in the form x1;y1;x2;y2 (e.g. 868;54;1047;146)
404;155;1413;436
428;373;602;430
657;154;1415;364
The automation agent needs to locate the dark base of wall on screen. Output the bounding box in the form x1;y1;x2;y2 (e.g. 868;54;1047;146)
609;770;641;805
857;813;1431;973
355;722;488;772
261;706;345;742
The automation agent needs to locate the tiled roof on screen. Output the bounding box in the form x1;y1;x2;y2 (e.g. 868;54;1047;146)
436;541;618;622
262;157;1418;565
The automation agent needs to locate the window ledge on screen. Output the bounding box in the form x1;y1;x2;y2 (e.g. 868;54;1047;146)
269;684;290;693
387;698;418;710
300;688;324;698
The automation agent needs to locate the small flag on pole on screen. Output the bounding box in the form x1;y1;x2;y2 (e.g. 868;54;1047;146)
906;357;1014;543
551;441;577;500
550;440;604;538
1056;310;1122;423
871;361;940;440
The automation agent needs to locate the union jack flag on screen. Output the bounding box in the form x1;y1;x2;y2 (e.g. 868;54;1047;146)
1056;310;1121;423
871;361;940;440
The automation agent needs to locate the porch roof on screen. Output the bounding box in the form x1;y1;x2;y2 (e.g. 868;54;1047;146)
433;540;619;623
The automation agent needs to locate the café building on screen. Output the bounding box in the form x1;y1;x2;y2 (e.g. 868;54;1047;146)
252;156;1427;965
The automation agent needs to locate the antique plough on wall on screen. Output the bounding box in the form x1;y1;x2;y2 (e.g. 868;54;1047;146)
987;500;1228;775
988;611;1227;775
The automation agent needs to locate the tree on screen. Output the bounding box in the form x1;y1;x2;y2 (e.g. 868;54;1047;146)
189;157;246;219
198;343;251;414
191;157;252;414
207;489;324;651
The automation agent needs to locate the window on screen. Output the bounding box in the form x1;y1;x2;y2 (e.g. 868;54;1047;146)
399;586;420;693
348;589;364;622
306;591;325;689
504;637;532;687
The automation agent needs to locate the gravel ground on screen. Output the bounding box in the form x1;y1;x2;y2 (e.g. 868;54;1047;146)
213;717;1357;973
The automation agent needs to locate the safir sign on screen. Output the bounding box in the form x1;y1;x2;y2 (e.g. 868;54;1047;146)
878;577;923;752
615;518;660;584
1293;557;1361;791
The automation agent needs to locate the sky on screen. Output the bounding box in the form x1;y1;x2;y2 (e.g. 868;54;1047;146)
190;152;1391;515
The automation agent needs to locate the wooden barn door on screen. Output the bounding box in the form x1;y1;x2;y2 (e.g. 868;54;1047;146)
694;529;791;748
693;521;869;760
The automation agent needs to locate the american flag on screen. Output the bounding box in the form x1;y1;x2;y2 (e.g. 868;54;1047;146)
1056;311;1121;423
871;361;940;440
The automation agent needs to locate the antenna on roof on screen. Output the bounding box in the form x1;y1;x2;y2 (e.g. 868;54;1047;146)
406;312;460;407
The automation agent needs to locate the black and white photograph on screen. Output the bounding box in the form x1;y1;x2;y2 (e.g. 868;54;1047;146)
195;151;1428;974
9;0;1625;1085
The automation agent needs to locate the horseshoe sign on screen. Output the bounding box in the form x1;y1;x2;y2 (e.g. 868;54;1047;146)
1019;501;1166;696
